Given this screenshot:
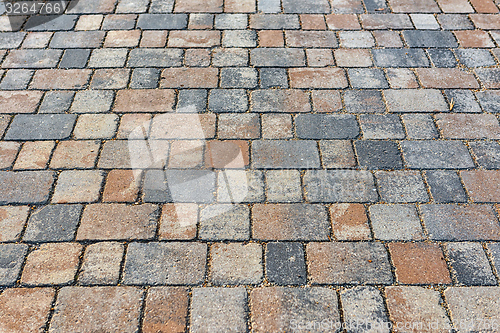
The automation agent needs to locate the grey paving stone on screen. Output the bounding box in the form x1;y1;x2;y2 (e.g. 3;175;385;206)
210;243;262;285
426;170;468;203
282;0;330;13
259;68;288;88
251;48;305;67
189;13;214;28
355;141;403;170
369;204;424;240
410;14;440;30
445;89;482;113
25;15;77;31
340;287;390;333
122;242;207;285
359;114;405;139
0;171;55;205
222;30;256;47
475;68;500;88
214;14;248;29
304;170;378;202
177;89;207;113
489;243;500;274
266;242;306;285
217;170;265;203
476;90;500;113
265;170;302;203
470;141;500;169
220;68;258;88
426;49;457;68
447;242;497;286
372;49;430;67
116;0;149;13
2;49;62;68
49;31;105;48
455;49;496;67
127;48;183;67
0;70;32;90
344;90;386;113
375;170;429;203
23;204;82;242
437;14;474;30
88;49;128;68
0;32;25;49
5;114;76;141
384;89;448;112
191;288;247;333
401;140;474;169
339;31;375;48
250;14;301;29
319;140;356;168
67;0;116;13
251;89;311;113
91;69;130;89
258;0;281;13
208;89;248;112
252;140;320;169
402;114;439;139
129;68;160;89
101;14;136;30
136;14;188;29
39;91;75;114
199;204;250;240
149;0;175;12
0;243;28;286
71;90;114;113
403;31;458;48
212;48;248;67
142;170;172;203
348;68;388;89
295;114;359;139
363;0;389;12
59;49;90;69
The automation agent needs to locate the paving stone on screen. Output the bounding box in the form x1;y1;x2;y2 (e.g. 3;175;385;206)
250;48;305;67
0;288;55;333
490;242;500;273
476;68;500;88
217;170;265;203
300;14;327;29
476;90;500;113
129;68;160;89
251;287;340;332
389;243;451;284
401;141;474;169
325;13;361;29
335;49;373;67
426;49;458;68
75;14;104;30
341;288;390;332
317;139;356;169
289;68;348;88
307;242;393;284
0;206;29;242
418;68;480;89
116;0;149;13
177;89;207;113
102;170;139;203
355;140;403;170
265;170;302;203
0;142;19;169
23;204;82;242
426;170;468;203
363;0;389;12
190;288;247;333
0;171;55;204
123;242;206;285
455;30;495;48
369;204;424;240
142;287;189;333
359;114;404;139
251;89;310;113
282;0;330;13
261;114;293;139
437;13;474;29
127;48;183;67
21;242;82;286
208;89;248;112
11;137;54;171
210;243;262;285
160;68;218;88
199;204;249;240
447;242;497;285
339;31;375;48
25;15;78;31
344;90;386;113
311;90;342;113
403;30;458;48
330;203;371;240
0;243;28;286
91;68;130;89
258;30;284;47
421;204;500;241
67;0;117;13
49;287;142;333
212;48;248;67
31;69;92;90
410;13;440;29
437;113;500;139
266;242;306;285
296;114;359;139
52;170;104;204
250;14;301;29
286;31;338;47
0;70;33;90
347;68;388;89
149;0;175;12
385;287;452;331
330;0;365;13
361;13;413;29
252;140;320;169
215;14;248;29
257;0;281;13
101;14;136;30
0;32;25;49
140;31;168;47
114;89;175;112
461;170;500;202
59;49;91;69
445;89;482;113
184;49;211;66
78;242;124;285
2;49;61;69
220;68;258;88
306;49;334;67
168;31;220;48
159;203;197;240
222;30;256;47
0;115;10;138
20;32;52;49
304;170;378;202
70;90;114;113
136;14;188;29
0;90;43;114
470;141;500;169
252;204;329;240
372;49;429;67
88;48;128;68
50;31;105;48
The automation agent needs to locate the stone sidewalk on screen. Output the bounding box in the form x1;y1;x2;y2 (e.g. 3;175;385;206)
1;0;500;331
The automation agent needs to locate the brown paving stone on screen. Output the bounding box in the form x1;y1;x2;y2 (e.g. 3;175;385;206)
300;14;327;29
78;242;124;285
185;49;211;66
311;90;342;112
334;49;373;67
261;114;293;139
102;170;140;202
51;170;104;203
461;170;500;202
0;206;29;242
104;30;141;47
373;30;403;47
225;0;255;12
0;142;20;169
389;0;440;12
258;30;284;47
21;243;82;286
0;171;55;204
160;68;219;88
142;287;189;333
289;68;348;88
330;203;371;241
389;243;452;284
454;30;495;47
437;0;474;12
205;140;249;168
31;69;92;90
150;114;216;139
0;288;55;333
470;0;499;13
114;89;175;112
140;31;168;47
159;203;197;240
0;115;10;137
116;113;151;139
174;0;223;12
168;30;221;47
0;91;43;114
325;14;361;30
218;113;260;139
417;68;479;89
49;286;142;333
285;31;337;47
49;140;99;169
470;14;500;29
436;114;500;139
13;141;54;170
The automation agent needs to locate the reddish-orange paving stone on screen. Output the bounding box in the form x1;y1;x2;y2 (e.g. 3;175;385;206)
300;14;327;29
140;31;168;47
470;14;500;29
116;113;151;139
289;68;348;88
77;203;158;240
325;14;361;30
21;243;82;286
461;170;500;202
389;243;452;284
13;141;54;170
0;205;29;242
258;30;284;47
453;30;495;47
416;68;479;89
0;288;55;333
436;114;500;139
437;0;474;12
225;0;255;12
285;31;337;47
102;170;140;202
174;0;223;12
334;49;373;67
142;287;189;333
114;89;175;112
205;140;249;168
185;49;211;66
49;287;143;333
31;69;92;90
159;203;197;240
389;0;440;12
167;30;221;47
311;90;342;112
0;91;43;114
160;68;219;88
0;142;20;169
104;30;141;47
470;0;499;13
330;203;371;240
49;140;99;169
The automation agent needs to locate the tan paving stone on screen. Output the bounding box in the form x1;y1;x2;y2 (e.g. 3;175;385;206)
0;206;29;242
13;141;54;170
114;89;175;112
0;91;43;114
102;170;140;202
159;203;198;240
49;140;99;169
0;142;20;169
78;242;124;285
52;170;104;203
330;203;371;241
31;69;92;90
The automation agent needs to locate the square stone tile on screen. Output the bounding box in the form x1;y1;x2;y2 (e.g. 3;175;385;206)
265;170;302;203
0;243;28;286
52;170;104;203
369;204;424;240
210;243;263;285
159;203;198;240
23;204;82;242
0;206;29;242
341;287;389;333
199;204;250;240
143;287;189;333
375;170;429;203
265;242;306;285
78;242;124;285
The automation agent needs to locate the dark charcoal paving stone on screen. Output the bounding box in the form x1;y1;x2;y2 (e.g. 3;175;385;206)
402;31;458;48
136;14;188;29
425;170;468;203
470;141;500;169
447;242;497;286
177;89;208;113
372;49;430;68
25;15;78;31
0;243;28;286
445;89;482;113
363;0;389;12
252;140;320;169
355;140;403;170
208;89;248;113
295;114;359;139
5;114;77;141
130;68;161;89
127;49;183;67
266;242;306;285
23;204;83;242
250;48;305;67
259;68;288;88
426;49;457;68
59;49;91;69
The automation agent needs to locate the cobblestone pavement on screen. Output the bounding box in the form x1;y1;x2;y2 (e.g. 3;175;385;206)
1;0;500;332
